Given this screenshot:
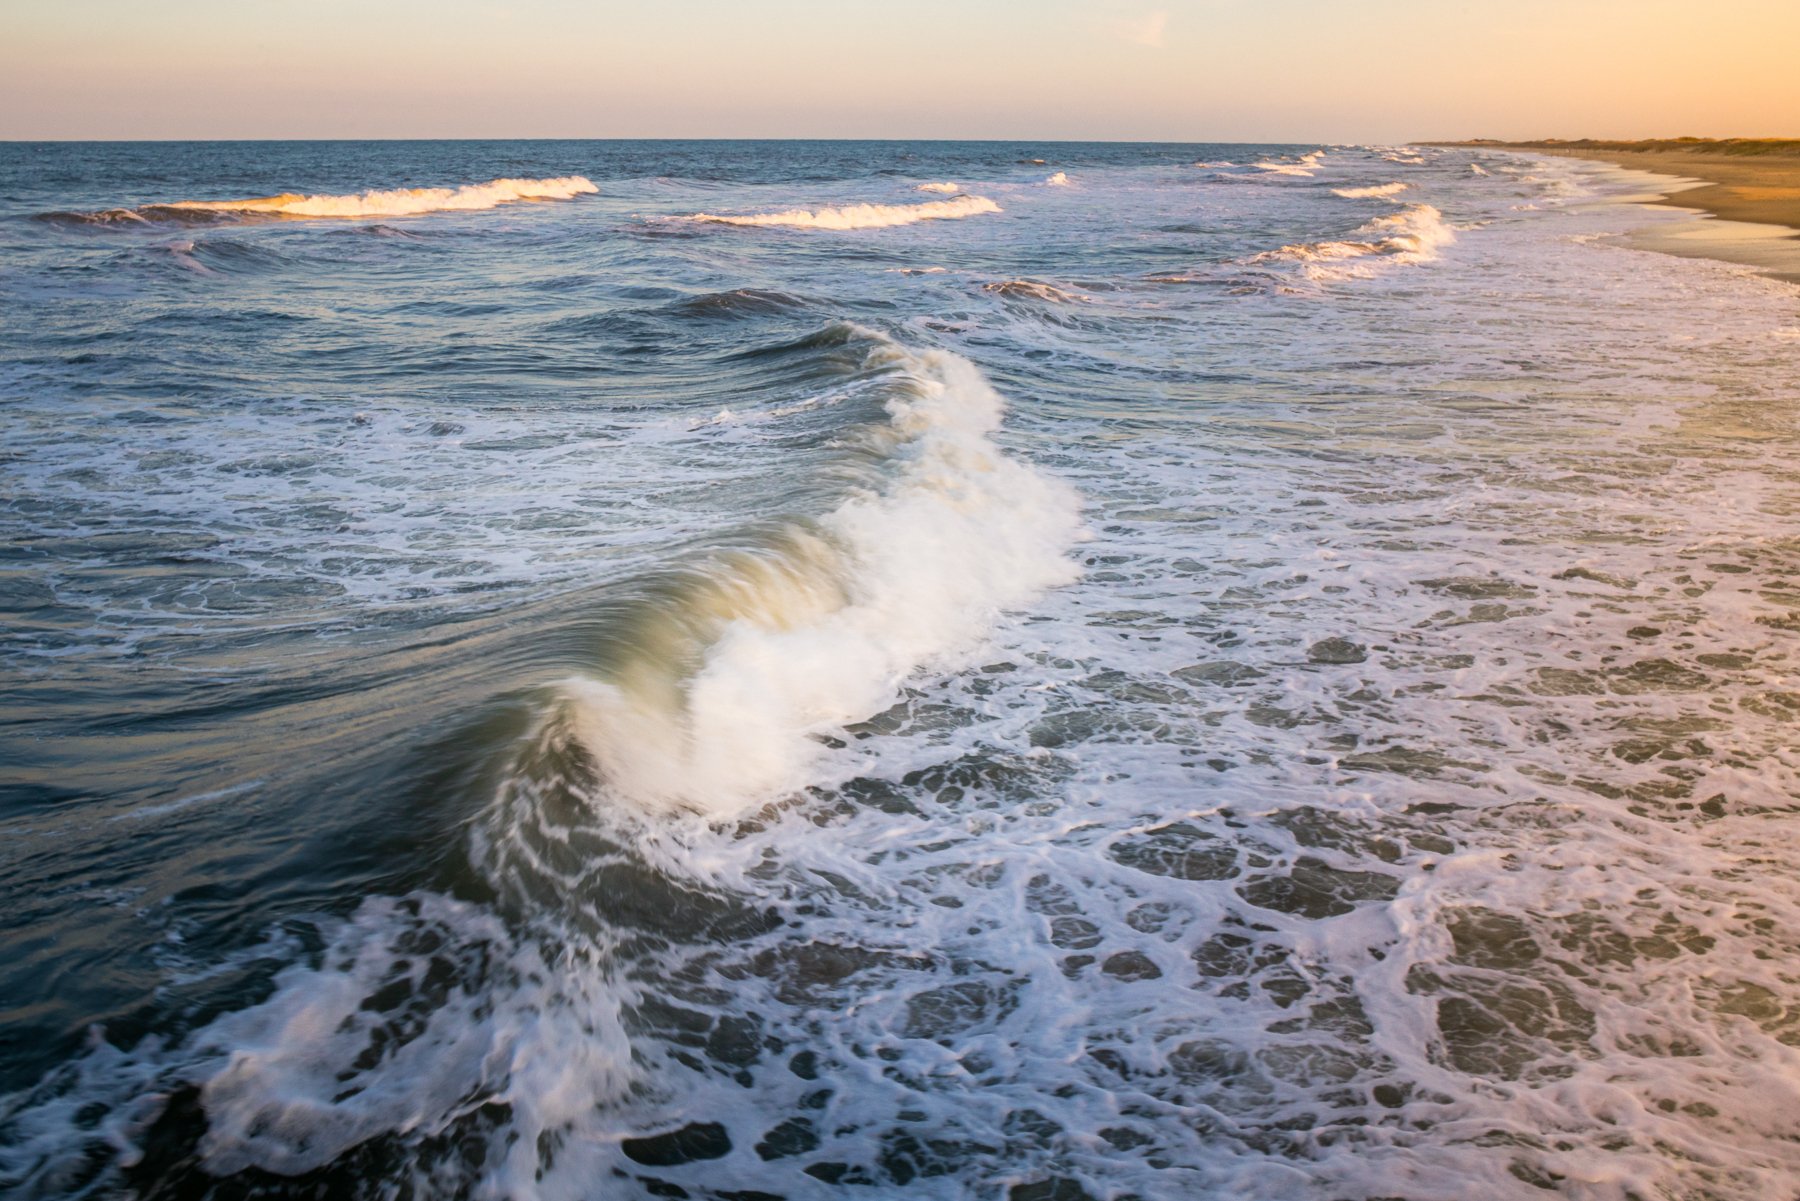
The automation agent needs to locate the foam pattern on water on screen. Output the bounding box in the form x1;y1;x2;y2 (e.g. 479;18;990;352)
5;146;1800;1200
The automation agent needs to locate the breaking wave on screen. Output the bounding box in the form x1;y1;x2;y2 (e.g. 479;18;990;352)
42;176;598;225
1044;172;1071;186
915;181;960;193
0;324;1082;1195
1253;203;1456;277
688;195;1001;230
555;324;1082;816
1254;150;1325;177
983;279;1090;303
1332;182;1410;199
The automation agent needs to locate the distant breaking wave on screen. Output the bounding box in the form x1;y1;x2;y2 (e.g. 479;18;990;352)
42;176;598;225
1254;150;1325;177
1254;203;1456;276
984;279;1090;303
1044;172;1071;186
915;181;960;193
1332;182;1410;199
688;194;1001;230
1149;203;1455;289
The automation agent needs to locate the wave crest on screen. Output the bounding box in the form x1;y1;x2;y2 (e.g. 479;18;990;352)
560;325;1082;817
915;181;960;194
688;195;1001;231
1253;203;1456;279
46;176;598;225
983;279;1090;303
1254;151;1325;177
1332;182;1410;199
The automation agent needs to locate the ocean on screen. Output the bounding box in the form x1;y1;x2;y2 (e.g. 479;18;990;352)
2;139;1798;1200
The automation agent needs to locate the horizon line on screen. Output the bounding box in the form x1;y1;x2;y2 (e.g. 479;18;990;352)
3;135;1440;146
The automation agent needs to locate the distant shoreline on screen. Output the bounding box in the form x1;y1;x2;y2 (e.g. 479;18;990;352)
1429;138;1800;283
1426;139;1800;233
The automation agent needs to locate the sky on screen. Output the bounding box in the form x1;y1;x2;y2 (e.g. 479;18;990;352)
2;0;1797;142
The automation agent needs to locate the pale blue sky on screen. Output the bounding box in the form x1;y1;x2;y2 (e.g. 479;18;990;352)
2;0;1795;140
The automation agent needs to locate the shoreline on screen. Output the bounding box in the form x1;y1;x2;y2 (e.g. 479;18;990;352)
1430;139;1800;283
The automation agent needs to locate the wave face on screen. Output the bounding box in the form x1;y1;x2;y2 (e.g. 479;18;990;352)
1332;181;1410;199
557;325;1082;817
47;176;597;224
983;279;1090;303
690;194;1001;230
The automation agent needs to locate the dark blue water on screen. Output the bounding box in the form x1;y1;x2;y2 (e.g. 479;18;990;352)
4;139;1800;1200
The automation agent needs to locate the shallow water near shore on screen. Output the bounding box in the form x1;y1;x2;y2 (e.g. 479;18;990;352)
3;139;1800;1200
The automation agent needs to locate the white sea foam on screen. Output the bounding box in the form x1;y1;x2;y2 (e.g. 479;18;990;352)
1254;150;1326;177
195;893;637;1187
915;181;960;193
1332;182;1410;199
1044;171;1071;186
1470;163;1490;175
690;194;1001;230
561;328;1083;817
160;176;598;219
1254;202;1456;279
19;145;1800;1201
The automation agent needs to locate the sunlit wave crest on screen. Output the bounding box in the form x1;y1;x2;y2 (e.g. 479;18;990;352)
688;195;1001;230
45;176;598;225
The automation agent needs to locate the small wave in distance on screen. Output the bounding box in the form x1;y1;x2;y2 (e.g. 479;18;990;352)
1332;182;1410;199
1254;203;1456;278
44;176;598;225
688;195;1001;230
983;279;1091;303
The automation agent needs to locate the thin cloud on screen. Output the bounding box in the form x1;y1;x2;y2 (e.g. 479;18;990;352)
1115;9;1168;48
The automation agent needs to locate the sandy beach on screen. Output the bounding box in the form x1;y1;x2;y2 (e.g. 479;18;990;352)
1431;138;1800;280
1436;138;1800;230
